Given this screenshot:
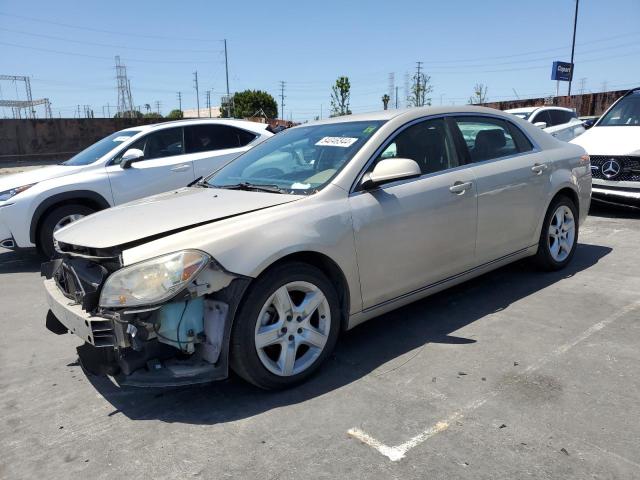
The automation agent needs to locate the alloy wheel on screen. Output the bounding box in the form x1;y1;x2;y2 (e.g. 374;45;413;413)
254;281;331;376
547;205;575;262
53;214;85;233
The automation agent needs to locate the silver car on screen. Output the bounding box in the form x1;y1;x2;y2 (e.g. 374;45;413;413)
43;106;592;389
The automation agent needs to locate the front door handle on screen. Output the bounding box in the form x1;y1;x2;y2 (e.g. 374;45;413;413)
171;164;191;172
449;181;473;195
531;163;548;175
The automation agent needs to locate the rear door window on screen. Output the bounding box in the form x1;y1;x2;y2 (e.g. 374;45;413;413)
185;125;257;153
451;116;520;163
548;109;571;126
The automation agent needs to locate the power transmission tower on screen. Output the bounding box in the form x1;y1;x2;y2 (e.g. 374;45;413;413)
115;56;134;117
205;90;211;117
177;91;182;112
193;71;200;118
279;81;286;120
0;75;47;119
415;62;423;107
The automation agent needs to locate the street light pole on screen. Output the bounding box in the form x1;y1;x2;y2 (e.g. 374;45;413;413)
567;0;579;97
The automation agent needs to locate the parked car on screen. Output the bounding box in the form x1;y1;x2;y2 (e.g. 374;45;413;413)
571;88;640;208
43;106;591;390
506;106;586;142
0;119;272;257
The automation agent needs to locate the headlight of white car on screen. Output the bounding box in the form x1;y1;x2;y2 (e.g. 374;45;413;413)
0;183;35;201
99;250;210;308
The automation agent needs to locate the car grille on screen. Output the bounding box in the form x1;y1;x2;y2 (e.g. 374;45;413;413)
589;155;640;182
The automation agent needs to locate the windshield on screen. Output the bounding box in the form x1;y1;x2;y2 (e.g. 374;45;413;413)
206;121;385;194
62;130;141;166
598;91;640;126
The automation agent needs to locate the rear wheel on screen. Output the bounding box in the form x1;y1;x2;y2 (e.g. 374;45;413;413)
230;262;340;389
38;204;95;258
533;195;578;271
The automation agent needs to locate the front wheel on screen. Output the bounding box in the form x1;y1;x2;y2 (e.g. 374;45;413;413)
230;262;340;390
38;204;95;258
533;195;578;271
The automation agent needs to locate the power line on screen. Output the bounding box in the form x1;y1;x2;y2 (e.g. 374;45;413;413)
0;12;224;43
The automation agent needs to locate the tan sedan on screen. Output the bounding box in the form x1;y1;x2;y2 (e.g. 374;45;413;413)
43;105;591;389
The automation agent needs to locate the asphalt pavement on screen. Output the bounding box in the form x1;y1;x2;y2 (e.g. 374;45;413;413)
0;205;638;480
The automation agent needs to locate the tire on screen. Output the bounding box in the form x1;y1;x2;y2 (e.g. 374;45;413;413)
38;204;95;258
533;195;578;271
230;262;340;390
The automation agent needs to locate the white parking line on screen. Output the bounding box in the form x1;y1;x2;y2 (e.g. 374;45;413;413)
348;300;640;462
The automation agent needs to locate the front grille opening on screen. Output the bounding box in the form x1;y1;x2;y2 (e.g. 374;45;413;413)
590;155;640;182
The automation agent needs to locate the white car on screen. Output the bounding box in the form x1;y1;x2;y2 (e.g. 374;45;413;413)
571;88;640;207
0;119;272;257
506;106;586;142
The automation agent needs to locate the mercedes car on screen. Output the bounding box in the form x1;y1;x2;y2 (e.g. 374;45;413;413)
42;106;591;390
571;87;640;207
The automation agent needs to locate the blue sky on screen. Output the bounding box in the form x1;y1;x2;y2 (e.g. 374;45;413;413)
1;0;639;121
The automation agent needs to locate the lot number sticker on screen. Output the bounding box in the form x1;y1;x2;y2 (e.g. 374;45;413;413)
316;136;358;148
113;136;132;142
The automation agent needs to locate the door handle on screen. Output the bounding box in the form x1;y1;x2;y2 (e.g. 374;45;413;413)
531;163;548;175
171;164;191;172
449;181;473;194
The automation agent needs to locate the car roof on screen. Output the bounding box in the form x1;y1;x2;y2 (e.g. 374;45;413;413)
119;118;270;134
299;105;523;127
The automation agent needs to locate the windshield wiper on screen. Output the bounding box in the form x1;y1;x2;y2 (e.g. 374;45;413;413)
216;182;285;194
188;176;208;187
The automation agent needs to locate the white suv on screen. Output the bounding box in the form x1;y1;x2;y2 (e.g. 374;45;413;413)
506;106;586;142
0;119;272;257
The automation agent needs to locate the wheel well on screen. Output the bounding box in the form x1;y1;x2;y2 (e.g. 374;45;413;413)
261;252;351;331
31;194;109;244
552;187;580;215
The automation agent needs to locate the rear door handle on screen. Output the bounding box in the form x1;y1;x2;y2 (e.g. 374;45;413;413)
531;163;548;175
449;181;473;194
171;164;191;172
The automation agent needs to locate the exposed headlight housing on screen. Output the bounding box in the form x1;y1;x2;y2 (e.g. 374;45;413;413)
99;250;210;308
0;183;35;202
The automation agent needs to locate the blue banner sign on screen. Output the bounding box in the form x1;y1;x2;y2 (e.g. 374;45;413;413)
551;61;573;81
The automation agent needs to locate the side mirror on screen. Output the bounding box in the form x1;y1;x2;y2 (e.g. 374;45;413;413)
361;158;421;190
533;121;547;129
120;148;144;169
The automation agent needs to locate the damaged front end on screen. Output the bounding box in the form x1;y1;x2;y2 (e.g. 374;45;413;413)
42;244;250;387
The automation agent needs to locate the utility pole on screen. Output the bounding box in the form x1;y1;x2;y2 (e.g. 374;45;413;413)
193;71;200;118
320;104;322;120
395;86;399;108
206;90;211;117
279;81;286;120
177;91;182;112
155;100;161;115
224;39;230;99
567;0;579;97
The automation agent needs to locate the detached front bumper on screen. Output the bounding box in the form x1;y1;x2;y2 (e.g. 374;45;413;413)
43;256;251;387
44;278;116;346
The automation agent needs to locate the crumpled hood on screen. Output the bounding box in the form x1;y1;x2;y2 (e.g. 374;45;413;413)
571;126;640;156
54;187;303;249
0;164;85;192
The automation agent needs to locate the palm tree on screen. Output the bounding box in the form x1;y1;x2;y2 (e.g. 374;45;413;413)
382;94;390;110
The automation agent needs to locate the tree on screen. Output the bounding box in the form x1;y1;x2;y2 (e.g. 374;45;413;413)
221;90;277;119
113;110;142;119
143;112;163;119
167;109;184;119
469;83;488;104
330;76;352;116
144;103;151;114
407;72;433;107
382;94;390;110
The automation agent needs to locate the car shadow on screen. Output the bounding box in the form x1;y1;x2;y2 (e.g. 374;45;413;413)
0;248;42;274
87;242;611;424
589;201;640;219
